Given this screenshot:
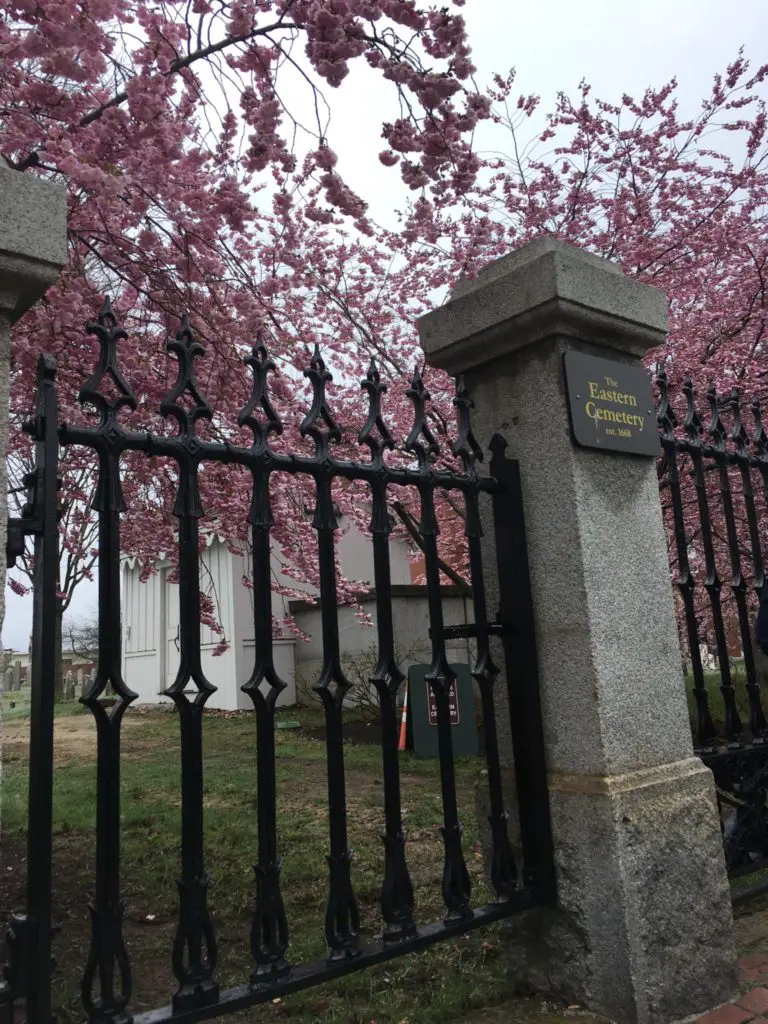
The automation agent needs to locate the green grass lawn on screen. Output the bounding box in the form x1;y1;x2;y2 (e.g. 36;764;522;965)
1;687;87;723
683;663;755;732
1;686;32;723
0;704;537;1024
684;668;727;725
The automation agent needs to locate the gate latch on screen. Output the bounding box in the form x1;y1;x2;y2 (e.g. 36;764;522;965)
6;469;44;568
6;466;62;569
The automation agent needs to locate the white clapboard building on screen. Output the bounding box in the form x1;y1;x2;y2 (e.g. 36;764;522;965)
122;516;476;712
121;518;418;711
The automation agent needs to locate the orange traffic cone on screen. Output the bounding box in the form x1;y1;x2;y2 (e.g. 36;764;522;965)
398;684;409;751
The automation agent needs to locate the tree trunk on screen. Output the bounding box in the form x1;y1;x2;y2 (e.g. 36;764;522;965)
54;597;64;700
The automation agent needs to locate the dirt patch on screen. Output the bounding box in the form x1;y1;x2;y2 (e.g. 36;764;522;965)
1;712;172;767
1;704;181;768
2;715;99;766
303;719;488;750
303;719;389;746
457;1003;608;1024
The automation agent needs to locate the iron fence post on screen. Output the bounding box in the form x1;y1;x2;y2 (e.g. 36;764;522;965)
488;436;556;904
24;353;60;1023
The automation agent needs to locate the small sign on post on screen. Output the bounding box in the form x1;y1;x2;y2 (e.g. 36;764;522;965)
426;678;460;727
406;663;478;758
563;350;659;456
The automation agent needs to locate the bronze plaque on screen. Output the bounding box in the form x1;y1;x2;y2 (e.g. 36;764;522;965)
563;351;659;456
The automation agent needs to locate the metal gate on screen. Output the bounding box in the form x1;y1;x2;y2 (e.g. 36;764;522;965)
1;301;554;1022
656;371;768;889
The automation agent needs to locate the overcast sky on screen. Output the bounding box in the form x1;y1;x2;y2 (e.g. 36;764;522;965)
329;0;768;225
3;0;766;652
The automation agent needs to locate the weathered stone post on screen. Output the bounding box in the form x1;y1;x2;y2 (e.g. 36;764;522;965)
417;238;738;1024
0;650;9;695
0;166;67;644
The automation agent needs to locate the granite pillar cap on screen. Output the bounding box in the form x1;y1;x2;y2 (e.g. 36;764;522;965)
0;166;67;323
416;237;668;377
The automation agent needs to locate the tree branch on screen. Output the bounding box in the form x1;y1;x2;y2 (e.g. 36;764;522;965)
13;16;298;171
391;500;470;595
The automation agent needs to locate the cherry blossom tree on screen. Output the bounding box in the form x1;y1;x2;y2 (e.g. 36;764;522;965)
375;52;768;685
380;54;768;387
4;0;768;702
1;0;489;671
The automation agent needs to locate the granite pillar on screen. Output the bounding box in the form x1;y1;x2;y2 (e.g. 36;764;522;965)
0;166;67;646
417;238;738;1023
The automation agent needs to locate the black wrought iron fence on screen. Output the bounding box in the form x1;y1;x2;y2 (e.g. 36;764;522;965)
1;301;554;1023
656;371;768;882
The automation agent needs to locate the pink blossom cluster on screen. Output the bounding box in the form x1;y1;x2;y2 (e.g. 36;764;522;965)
3;0;768;657
1;0;488;633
